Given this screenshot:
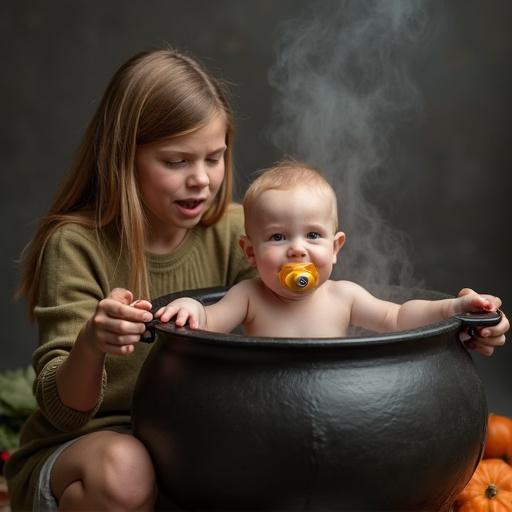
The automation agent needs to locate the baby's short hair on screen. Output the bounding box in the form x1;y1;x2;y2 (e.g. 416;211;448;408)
243;159;339;231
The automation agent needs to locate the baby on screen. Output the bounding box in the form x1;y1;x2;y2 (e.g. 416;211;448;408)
156;160;508;355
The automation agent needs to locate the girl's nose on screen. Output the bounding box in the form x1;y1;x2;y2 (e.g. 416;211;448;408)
187;162;210;188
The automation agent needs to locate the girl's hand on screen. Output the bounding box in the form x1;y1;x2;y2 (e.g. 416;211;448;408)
155;298;206;329
83;288;153;356
457;287;509;357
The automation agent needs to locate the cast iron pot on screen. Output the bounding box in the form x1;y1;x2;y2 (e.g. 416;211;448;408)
133;287;500;511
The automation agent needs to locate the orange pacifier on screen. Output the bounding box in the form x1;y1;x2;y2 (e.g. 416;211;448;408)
278;262;319;293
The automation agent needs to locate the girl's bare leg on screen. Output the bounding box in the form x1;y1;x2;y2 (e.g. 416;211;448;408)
51;430;156;511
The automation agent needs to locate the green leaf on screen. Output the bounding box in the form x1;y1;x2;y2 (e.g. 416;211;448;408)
0;367;36;418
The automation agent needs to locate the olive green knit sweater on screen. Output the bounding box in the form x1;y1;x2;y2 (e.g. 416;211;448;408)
5;204;255;511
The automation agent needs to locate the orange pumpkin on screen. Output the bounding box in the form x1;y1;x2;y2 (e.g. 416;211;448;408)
485;414;512;464
455;459;512;511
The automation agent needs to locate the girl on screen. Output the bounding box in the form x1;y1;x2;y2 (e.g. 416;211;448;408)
5;48;256;510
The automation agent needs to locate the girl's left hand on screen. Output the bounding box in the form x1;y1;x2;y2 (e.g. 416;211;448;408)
457;287;509;356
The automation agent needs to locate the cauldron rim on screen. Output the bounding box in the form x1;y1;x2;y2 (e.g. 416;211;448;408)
150;286;463;349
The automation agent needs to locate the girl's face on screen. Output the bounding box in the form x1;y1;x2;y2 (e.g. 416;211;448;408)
135;115;227;252
240;185;345;300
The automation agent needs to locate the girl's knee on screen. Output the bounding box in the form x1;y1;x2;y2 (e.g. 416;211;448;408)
95;434;156;509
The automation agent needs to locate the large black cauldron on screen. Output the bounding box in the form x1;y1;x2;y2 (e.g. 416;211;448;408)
133;287;499;511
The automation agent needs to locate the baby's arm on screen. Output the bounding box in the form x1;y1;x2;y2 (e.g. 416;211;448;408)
347;282;508;355
394;288;495;330
155;280;252;333
395;288;508;356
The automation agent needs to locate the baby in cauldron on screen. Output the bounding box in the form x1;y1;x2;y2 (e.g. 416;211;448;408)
155;159;509;355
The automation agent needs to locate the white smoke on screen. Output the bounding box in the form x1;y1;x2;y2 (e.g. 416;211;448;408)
268;0;428;298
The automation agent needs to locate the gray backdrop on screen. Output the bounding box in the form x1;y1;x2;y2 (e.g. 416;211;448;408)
2;1;511;415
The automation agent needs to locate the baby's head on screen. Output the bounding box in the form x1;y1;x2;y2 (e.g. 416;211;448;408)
241;160;345;298
243;160;339;236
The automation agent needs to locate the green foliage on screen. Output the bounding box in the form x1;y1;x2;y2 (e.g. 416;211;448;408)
0;366;36;452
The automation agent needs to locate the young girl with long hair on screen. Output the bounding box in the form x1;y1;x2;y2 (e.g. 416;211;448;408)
6;47;256;511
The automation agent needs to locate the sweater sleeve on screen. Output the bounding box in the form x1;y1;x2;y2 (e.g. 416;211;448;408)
32;225;110;431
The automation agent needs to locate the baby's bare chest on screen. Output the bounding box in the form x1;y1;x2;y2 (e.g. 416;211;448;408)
245;295;352;338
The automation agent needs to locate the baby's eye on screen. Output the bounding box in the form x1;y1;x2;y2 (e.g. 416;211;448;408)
270;233;285;241
206;158;221;166
307;231;321;239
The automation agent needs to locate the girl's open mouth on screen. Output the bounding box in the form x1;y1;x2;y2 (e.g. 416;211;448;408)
175;199;205;217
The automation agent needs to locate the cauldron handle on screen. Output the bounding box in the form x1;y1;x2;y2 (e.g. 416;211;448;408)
454;310;502;338
141;319;159;343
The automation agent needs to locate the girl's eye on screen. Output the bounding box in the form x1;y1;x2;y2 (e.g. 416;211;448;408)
307;231;321;239
270;233;285;242
207;148;226;165
164;160;186;168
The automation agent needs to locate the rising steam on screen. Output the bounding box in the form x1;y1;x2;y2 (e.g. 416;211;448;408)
268;0;428;297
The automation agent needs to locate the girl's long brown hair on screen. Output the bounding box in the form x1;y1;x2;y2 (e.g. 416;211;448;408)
18;48;235;319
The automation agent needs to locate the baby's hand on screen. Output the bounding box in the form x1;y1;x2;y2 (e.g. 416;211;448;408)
457;288;509;357
155;298;206;329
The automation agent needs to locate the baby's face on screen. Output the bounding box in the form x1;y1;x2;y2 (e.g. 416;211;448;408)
243;185;345;300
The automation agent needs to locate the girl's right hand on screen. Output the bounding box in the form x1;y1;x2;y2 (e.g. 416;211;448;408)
83;288;153;356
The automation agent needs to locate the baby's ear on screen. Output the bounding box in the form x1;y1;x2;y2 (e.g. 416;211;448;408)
239;235;257;267
332;231;346;263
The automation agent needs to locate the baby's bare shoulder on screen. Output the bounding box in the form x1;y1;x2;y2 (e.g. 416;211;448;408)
235;277;263;292
227;278;267;302
226;278;256;297
326;279;366;297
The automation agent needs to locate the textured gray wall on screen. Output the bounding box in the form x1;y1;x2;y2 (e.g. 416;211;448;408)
1;1;511;415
